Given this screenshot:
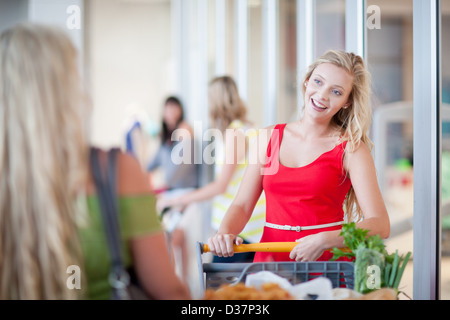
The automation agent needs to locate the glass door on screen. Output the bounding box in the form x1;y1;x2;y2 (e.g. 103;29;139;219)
315;0;345;56
277;0;298;123
367;0;414;299
441;0;450;300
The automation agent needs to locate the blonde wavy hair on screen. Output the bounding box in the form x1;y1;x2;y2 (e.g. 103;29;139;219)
301;50;373;223
208;76;248;132
0;24;89;299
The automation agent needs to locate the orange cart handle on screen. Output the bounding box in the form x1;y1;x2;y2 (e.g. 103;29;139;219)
202;242;296;253
201;242;350;254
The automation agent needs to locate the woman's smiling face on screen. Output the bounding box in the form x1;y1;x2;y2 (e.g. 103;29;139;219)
304;62;353;122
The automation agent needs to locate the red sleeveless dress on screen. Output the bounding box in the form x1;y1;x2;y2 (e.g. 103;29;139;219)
254;123;352;262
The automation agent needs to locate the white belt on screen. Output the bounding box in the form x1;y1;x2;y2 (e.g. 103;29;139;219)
265;221;344;232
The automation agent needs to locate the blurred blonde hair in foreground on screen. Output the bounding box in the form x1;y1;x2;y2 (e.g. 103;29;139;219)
0;23;90;299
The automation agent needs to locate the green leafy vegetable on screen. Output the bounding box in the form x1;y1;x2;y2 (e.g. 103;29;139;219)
354;247;385;294
331;222;412;294
389;250;400;287
393;251;411;289
384;263;392;286
330;222;387;261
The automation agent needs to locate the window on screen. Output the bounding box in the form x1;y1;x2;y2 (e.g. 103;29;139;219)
441;0;450;300
367;0;414;299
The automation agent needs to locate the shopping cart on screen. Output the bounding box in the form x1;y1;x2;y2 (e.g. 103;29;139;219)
196;241;354;298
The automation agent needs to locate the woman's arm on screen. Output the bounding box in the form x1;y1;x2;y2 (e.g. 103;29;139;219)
207;127;272;257
208;161;264;256
289;142;390;261
118;153;190;299
156;128;246;209
345;142;390;238
158;162;237;209
130;232;191;300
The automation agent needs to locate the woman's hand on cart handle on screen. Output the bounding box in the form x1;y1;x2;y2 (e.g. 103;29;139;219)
202;241;352;255
203;241;299;254
206;234;243;257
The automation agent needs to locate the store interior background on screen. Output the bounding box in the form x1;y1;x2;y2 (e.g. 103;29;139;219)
1;0;450;299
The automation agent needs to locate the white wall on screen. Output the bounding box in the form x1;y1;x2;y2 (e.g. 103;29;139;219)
28;0;84;52
0;0;83;53
85;0;172;149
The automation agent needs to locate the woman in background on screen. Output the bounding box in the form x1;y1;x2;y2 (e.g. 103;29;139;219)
157;76;266;263
147;96;199;193
0;23;190;300
147;96;199;285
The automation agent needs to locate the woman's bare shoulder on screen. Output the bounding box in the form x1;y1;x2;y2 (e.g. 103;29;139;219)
343;141;373;171
177;121;194;135
117;151;153;195
84;148;152;196
347;140;372;156
258;123;291;141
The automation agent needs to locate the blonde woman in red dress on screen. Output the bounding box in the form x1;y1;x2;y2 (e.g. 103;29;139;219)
207;50;390;262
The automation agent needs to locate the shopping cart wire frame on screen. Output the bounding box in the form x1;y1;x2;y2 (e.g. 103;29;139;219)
196;242;354;297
